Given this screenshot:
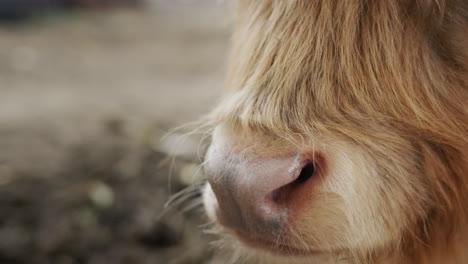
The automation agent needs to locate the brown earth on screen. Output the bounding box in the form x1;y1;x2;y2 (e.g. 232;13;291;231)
0;2;229;264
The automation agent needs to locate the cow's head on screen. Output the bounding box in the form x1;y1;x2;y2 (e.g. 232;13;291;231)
202;1;468;263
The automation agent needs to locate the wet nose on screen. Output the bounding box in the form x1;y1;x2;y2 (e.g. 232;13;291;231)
205;144;316;236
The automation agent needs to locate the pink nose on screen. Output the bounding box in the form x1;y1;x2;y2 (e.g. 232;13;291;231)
205;145;316;238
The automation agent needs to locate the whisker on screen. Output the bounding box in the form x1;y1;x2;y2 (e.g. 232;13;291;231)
181;198;204;213
164;183;204;209
156;183;205;222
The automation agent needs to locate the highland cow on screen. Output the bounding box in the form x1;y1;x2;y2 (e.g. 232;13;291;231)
202;1;468;263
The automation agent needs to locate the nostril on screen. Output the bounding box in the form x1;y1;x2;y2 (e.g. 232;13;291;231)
293;162;316;185
269;161;316;204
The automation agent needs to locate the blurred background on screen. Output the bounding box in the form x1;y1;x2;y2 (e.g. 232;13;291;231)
0;1;230;263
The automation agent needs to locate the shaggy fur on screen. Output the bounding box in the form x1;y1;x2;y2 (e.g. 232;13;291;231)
202;0;468;263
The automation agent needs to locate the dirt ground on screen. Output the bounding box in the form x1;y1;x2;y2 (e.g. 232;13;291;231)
0;2;230;264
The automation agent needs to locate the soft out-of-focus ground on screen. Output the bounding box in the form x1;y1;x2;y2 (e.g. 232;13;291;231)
0;2;229;264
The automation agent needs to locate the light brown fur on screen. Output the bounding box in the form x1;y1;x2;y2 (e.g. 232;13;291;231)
202;0;468;263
